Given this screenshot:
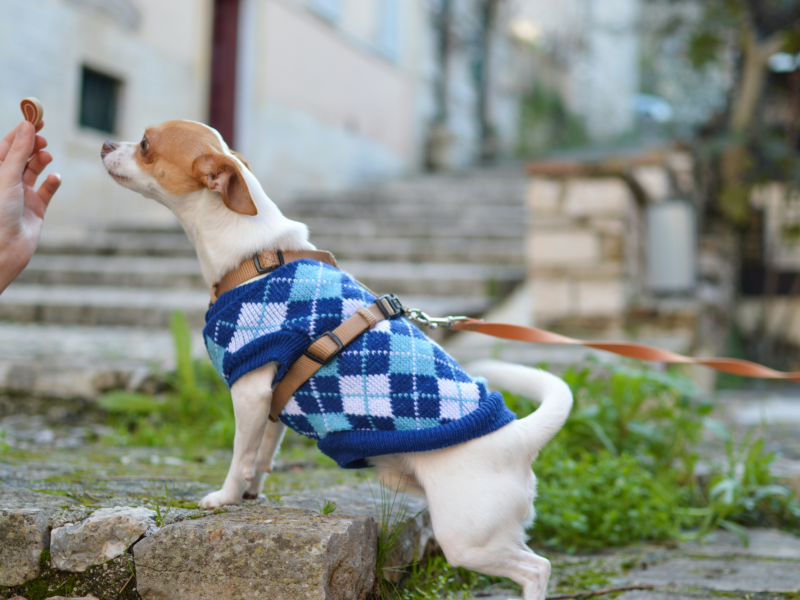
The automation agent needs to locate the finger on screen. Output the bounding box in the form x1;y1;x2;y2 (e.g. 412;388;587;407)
1;122;35;178
36;173;61;213
34;135;48;153
23;151;53;187
0;121;28;163
35;119;45;134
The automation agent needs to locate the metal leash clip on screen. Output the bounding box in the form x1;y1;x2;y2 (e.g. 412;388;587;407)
404;308;468;330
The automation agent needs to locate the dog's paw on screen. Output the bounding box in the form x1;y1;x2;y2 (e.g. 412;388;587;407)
200;490;241;509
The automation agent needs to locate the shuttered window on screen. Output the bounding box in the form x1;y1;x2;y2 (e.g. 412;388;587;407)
79;67;121;135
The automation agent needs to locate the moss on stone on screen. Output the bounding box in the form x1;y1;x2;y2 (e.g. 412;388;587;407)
0;554;141;600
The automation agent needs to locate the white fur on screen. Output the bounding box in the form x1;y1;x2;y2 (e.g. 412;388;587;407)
103;122;574;600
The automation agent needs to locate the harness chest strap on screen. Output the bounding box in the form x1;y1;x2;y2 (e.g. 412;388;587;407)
211;249;339;304
269;296;402;422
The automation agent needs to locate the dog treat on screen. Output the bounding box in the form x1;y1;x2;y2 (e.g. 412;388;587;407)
20;97;44;127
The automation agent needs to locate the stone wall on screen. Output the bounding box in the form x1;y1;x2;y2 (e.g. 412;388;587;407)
524;151;737;384
527;175;637;334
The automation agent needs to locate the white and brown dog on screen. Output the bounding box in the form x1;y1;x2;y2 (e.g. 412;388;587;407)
102;120;572;600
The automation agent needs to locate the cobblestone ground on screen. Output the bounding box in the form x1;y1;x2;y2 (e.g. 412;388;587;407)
1;387;800;599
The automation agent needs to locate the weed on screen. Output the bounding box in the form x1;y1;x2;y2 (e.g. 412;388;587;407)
318;499;337;515
685;427;800;542
153;481;175;527
371;482;421;598
398;555;476;600
99;311;235;454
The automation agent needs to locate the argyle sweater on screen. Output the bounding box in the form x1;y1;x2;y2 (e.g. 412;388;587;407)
203;259;516;468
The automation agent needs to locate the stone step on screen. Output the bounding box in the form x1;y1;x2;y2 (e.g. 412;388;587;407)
0;284;209;328
12;255;522;301
308;235;525;263
289;203;526;222
38;230;196;257
0;321;205;399
16;254;207;288
343;260;523;298
300;216;526;239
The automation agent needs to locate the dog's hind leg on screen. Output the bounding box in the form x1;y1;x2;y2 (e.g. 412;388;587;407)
409;425;552;600
200;362;277;509
243;418;287;499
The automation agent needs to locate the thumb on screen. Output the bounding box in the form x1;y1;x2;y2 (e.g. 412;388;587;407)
2;122;35;179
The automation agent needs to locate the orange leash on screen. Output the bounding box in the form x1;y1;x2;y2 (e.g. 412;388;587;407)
448;318;800;382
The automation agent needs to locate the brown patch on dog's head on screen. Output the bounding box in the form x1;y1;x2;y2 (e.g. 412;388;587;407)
135;121;257;215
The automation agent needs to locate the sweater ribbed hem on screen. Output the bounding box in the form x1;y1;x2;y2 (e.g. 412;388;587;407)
314;391;516;469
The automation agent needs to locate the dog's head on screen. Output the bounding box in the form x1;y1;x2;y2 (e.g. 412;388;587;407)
101;120;257;216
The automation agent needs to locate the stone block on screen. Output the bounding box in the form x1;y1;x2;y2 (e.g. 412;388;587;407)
575;280;625;316
280;482;433;583
601;234;624;261
564;179;631;216
0;508;50;586
527;178;563;214
50;506;156;572
528;231;600;267
133;507;377;600
531;279;572;319
631;165;671;201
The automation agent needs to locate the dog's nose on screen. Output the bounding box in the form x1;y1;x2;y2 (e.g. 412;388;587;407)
101;141;118;159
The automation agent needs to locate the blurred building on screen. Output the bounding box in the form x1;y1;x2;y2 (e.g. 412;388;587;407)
0;0;524;237
510;0;641;141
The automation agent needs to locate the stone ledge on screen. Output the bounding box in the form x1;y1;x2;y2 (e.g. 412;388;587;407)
0;483;430;600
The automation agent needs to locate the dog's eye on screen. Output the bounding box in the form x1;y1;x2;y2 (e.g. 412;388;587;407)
140;138;148;154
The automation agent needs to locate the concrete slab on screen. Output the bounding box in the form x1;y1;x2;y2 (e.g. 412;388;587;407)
679;528;800;560
617;593;718;600
626;558;800;592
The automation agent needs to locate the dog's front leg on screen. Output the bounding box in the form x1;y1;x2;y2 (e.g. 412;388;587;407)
243;418;287;499
200;362;277;509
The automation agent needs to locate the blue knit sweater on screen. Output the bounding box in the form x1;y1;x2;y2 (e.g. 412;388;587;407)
203;260;515;468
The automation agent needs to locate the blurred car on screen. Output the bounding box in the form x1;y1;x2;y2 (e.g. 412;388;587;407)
633;94;674;124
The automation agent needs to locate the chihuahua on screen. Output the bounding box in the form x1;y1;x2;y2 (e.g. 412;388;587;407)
102;120;572;600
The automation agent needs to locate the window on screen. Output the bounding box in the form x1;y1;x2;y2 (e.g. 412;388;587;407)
79;66;121;134
377;0;401;61
310;0;341;23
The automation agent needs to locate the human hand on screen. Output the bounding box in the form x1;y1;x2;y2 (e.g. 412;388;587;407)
0;120;61;293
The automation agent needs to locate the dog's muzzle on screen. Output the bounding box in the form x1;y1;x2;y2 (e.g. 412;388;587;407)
101;141;119;159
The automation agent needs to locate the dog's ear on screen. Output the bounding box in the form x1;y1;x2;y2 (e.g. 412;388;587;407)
230;150;252;172
193;154;258;216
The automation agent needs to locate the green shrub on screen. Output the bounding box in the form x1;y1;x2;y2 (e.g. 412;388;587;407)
505;363;708;479
506;361;800;550
530;442;679;551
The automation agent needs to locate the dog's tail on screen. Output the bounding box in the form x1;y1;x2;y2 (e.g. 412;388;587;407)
467;360;573;459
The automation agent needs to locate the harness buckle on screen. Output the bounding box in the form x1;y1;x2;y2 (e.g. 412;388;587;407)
376;294;405;319
253;250;285;275
304;331;344;365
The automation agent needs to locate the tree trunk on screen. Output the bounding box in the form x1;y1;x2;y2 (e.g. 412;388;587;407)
718;20;781;223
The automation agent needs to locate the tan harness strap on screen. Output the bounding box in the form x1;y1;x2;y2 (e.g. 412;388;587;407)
269;296;402;422
211;249;339;304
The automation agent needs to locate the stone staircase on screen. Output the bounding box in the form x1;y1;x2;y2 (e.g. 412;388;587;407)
0;169;528;399
286;170;528;316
